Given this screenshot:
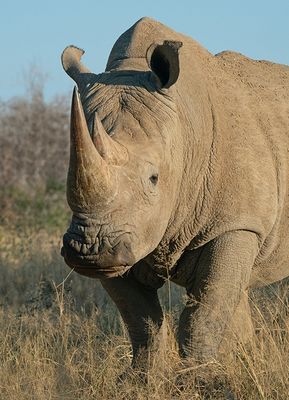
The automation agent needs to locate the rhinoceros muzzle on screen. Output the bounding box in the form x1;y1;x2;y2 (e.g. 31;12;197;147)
61;216;135;278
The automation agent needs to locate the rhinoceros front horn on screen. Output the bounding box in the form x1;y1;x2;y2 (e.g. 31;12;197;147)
67;87;115;213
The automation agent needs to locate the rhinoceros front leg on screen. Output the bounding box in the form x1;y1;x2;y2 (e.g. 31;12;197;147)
100;269;164;369
178;230;259;362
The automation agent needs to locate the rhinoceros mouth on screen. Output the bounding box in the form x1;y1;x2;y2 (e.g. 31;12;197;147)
61;244;131;278
61;225;135;278
61;243;133;278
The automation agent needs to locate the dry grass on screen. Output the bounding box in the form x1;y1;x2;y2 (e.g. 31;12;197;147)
0;189;288;399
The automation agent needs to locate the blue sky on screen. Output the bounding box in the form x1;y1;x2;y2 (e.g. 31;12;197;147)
1;0;289;101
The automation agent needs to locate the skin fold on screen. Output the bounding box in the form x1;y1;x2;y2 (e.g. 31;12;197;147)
61;17;289;367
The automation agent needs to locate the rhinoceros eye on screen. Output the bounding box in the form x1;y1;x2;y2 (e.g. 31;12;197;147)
149;174;159;185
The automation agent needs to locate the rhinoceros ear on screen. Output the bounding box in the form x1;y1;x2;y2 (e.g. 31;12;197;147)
146;40;182;89
61;46;91;87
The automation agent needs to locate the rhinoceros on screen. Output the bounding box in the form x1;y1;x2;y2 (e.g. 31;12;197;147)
61;17;289;365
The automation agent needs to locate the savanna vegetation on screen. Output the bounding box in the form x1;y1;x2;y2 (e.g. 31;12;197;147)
0;78;288;399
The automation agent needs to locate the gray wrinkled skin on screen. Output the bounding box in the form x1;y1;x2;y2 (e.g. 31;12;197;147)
61;17;289;366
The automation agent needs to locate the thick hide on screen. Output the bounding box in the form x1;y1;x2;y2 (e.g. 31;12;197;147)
61;17;289;364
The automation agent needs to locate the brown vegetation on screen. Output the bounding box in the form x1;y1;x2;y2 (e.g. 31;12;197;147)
0;84;288;399
0;233;288;399
0;73;69;189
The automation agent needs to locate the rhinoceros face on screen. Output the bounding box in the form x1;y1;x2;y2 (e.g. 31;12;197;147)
61;41;182;278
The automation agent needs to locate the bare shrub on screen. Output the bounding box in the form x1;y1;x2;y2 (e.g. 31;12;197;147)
0;68;70;189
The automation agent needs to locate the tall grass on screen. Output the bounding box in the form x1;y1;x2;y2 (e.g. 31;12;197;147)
0;188;288;399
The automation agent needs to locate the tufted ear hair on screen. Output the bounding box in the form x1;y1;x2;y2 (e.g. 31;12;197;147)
146;40;183;89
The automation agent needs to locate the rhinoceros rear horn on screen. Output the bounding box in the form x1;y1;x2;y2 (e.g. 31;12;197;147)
92;113;128;166
146;40;183;89
61;46;91;87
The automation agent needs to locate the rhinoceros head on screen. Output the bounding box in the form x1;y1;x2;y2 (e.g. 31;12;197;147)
61;40;183;278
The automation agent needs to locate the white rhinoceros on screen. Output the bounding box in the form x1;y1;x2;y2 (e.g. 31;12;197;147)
61;17;289;365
